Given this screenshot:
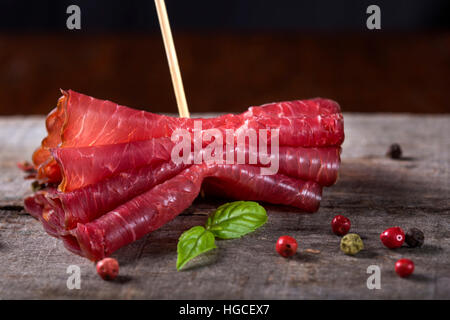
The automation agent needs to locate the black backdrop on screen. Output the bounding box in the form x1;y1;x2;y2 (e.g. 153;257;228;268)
1;0;449;32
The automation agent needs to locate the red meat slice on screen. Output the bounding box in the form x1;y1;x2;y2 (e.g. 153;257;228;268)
245;98;341;118
54;137;340;192
24;161;188;233
62;164;321;260
32;90;344;186
24;143;339;234
52;137;174;192
23;90;345;261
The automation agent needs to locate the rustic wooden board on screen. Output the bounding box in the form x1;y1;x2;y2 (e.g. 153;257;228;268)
0;114;449;299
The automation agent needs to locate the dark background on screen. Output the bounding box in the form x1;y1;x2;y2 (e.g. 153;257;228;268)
0;0;449;114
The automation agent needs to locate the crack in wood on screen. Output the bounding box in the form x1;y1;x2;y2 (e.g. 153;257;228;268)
0;205;25;211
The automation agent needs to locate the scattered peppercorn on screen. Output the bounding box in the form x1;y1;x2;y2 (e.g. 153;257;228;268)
395;258;414;278
405;228;425;248
340;233;364;255
380;227;405;249
31;181;46;192
276;236;298;258
96;258;119;281
331;215;351;236
386;143;402;159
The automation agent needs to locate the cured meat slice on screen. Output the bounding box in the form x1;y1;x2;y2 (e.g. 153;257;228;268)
24;144;338;234
205;164;321;210
24;161;188;232
53;138;174;191
32;90;344;184
62;164;321;260
276;146;340;187
56;139;340;192
245;98;342;118
24;189;60;237
23;90;345;262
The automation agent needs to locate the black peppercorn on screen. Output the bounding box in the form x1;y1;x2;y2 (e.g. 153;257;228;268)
405;228;424;248
31;181;44;192
387;143;402;159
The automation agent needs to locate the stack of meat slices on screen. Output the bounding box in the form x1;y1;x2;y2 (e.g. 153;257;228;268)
24;90;344;261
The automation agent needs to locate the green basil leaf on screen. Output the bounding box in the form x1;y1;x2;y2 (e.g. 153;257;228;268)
176;226;216;271
206;201;267;239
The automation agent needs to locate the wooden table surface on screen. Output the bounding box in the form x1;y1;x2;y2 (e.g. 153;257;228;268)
0;114;449;299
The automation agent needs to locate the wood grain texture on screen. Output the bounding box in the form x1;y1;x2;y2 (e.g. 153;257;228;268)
0;114;449;299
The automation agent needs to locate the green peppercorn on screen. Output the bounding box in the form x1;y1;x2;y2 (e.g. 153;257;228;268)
340;233;364;255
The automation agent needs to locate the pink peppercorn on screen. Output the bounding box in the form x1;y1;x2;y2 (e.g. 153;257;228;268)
96;258;119;281
276;236;298;258
380;227;405;249
395;258;414;277
331;215;351;236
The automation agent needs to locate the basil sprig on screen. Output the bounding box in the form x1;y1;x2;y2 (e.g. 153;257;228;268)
176;201;267;271
176;226;216;271
206;201;268;239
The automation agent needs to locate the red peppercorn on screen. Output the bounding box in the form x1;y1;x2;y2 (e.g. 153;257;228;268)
395;258;414;277
331;215;351;236
380;227;405;249
276;236;298;257
96;258;119;281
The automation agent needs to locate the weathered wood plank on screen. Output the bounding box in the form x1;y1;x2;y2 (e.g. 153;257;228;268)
0;114;449;299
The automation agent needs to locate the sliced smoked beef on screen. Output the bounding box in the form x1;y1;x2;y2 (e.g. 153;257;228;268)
25;138;339;235
64;164;322;260
32;90;344;185
24;90;344;261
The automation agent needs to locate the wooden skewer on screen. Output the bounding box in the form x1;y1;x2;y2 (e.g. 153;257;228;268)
154;0;190;118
